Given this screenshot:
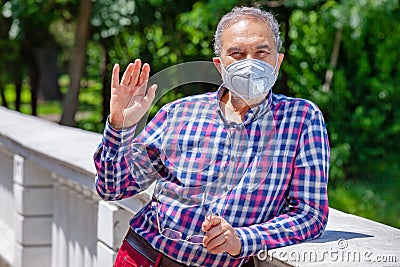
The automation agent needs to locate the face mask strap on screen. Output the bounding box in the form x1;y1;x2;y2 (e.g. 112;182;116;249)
218;57;228;74
272;52;279;77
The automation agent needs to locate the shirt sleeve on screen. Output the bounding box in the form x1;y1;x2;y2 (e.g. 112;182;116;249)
235;108;330;257
93;108;169;201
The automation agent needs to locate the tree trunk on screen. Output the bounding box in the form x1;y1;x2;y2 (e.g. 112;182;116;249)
26;47;39;116
259;0;285;8
280;8;292;96
15;74;22;111
34;42;62;101
0;90;8;108
101;43;111;124
322;28;342;92
0;10;12;109
60;0;92;126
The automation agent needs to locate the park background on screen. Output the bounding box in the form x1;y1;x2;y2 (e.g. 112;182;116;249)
0;0;399;229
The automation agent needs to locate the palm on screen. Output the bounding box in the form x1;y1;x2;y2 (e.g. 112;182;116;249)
109;59;157;129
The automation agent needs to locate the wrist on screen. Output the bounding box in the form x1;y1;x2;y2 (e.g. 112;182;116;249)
109;115;124;130
229;232;242;257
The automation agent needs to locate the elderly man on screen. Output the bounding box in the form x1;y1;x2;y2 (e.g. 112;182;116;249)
94;6;329;267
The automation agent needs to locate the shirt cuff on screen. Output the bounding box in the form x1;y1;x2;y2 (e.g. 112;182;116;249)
235;227;267;258
102;116;137;149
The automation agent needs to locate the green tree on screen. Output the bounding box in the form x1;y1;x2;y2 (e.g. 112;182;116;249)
60;0;92;126
2;0;79;114
1;0;399;226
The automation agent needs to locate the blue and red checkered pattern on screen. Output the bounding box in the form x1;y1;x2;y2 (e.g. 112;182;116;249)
94;88;330;267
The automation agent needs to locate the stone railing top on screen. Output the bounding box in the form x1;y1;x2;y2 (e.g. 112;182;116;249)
0;107;152;210
0;107;99;180
263;208;399;266
0;107;399;266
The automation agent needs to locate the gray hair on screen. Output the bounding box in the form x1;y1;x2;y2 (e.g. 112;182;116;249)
213;6;282;56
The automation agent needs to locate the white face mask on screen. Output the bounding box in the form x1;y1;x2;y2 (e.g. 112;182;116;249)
220;56;278;102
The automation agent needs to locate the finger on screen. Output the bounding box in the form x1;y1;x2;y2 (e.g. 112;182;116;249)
204;221;223;238
143;84;158;104
203;224;223;247
138;63;150;85
202;215;221;232
207;228;241;255
205;230;228;253
137;63;150;95
203;217;224;247
111;63;120;89
130;59;142;87
208;242;227;254
120;63;135;86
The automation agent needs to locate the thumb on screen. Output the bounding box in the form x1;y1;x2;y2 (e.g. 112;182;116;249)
144;84;158;104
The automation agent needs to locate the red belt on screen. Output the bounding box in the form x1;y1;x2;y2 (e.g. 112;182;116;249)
124;229;186;267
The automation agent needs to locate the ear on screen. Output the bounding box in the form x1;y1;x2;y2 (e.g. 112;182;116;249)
277;53;284;72
213;57;222;74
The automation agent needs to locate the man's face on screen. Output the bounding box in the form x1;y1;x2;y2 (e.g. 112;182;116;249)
214;18;283;72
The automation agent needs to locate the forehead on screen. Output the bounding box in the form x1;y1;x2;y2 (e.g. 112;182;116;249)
221;18;275;50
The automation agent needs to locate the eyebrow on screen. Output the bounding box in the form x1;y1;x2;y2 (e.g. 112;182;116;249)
225;44;273;54
256;44;272;51
226;46;243;54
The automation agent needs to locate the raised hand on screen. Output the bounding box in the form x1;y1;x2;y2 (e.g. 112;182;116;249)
109;59;158;129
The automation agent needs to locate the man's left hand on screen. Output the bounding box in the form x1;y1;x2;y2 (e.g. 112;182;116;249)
202;215;242;257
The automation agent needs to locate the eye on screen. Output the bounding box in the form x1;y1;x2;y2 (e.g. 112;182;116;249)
229;51;244;59
256;50;269;58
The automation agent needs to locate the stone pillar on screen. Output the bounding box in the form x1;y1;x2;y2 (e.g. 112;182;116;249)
74;184;85;267
82;188;98;267
51;177;62;267
96;200;133;267
51;175;99;267
13;154;53;267
54;177;69;267
0;148;15;266
66;180;77;267
0;149;14;227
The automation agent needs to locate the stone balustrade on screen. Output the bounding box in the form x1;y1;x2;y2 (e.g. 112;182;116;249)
0;107;398;267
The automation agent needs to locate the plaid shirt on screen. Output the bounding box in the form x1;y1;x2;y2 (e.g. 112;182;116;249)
94;89;330;267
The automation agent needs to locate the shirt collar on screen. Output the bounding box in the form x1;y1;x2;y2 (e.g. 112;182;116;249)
215;86;272;125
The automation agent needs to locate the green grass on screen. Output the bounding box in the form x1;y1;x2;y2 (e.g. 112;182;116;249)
329;173;400;228
2;78;104;132
75;79;104;133
2;83;33;114
1;80;399;229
